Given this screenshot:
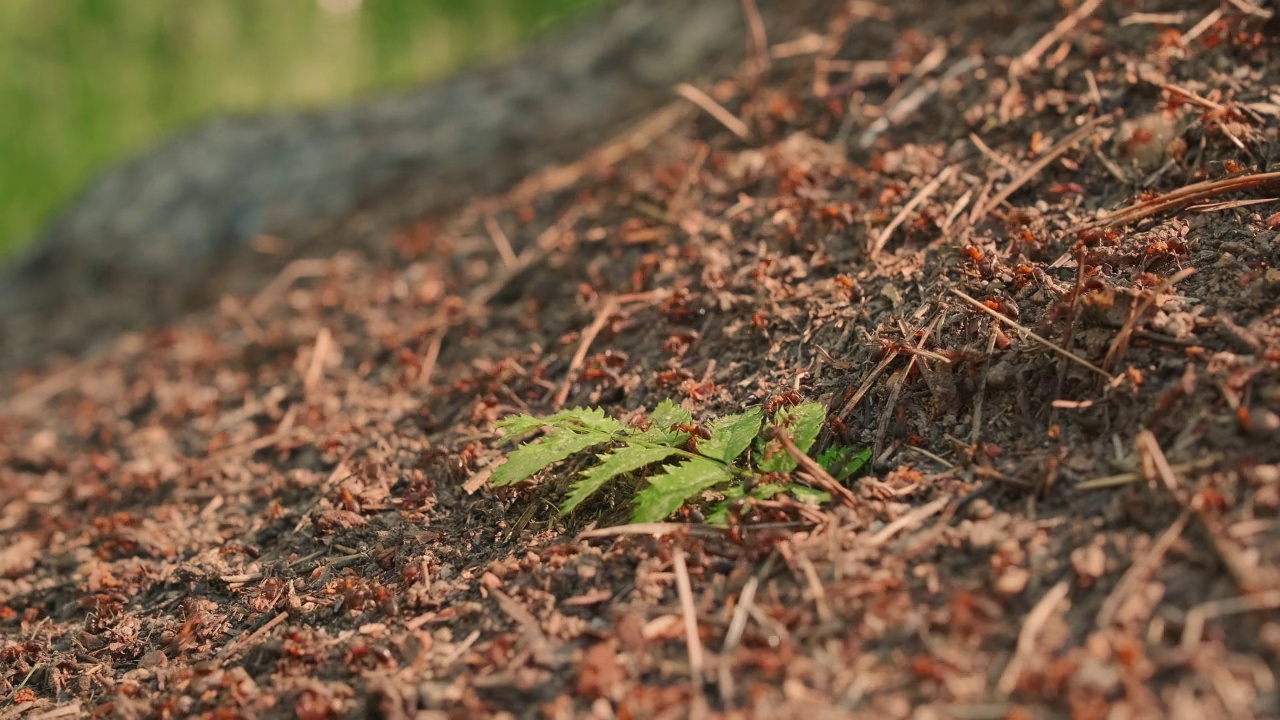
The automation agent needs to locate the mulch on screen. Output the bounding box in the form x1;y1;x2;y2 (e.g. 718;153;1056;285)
4;0;1280;717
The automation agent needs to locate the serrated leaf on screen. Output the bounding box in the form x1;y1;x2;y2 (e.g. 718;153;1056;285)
758;402;827;472
560;444;685;516
696;407;762;464
490;427;614;487
497;407;623;437
561;407;625;434
495;413;552;437
631;458;732;523
815;445;872;482
633;399;693;444
648;399;692;429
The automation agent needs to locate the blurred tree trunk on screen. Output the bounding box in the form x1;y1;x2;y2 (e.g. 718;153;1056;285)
0;0;834;369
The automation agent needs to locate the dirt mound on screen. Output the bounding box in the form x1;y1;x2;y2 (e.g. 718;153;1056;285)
3;0;1280;717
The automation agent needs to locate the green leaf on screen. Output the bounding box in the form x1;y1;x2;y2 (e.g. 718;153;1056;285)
696;407;763;464
705;481;831;526
562;407;626;434
704;504;731;527
815;445;847;472
781;402;827;454
631;458;732;522
497;407;623;437
786;485;831;504
633;399;693;445
490;427;614;487
495;413;551;437
560;444;685;516
844;447;872;478
748;482;789;499
758;402;827;473
647;399;692;429
815;445;872;482
732;481;830;504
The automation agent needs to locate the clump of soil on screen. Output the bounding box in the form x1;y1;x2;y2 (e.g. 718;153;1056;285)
3;1;1280;717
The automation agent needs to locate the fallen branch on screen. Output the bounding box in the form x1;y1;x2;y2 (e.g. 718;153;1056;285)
1085;170;1280;229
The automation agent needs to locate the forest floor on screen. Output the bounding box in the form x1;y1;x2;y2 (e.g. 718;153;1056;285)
3;0;1280;718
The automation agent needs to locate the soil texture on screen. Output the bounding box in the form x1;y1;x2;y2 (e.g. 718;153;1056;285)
3;1;1280;718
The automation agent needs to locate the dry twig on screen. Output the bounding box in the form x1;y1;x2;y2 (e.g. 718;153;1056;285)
1103;268;1196;371
1183;591;1280;653
773;427;858;509
857;56;980;149
996;581;1070;695
1085;170;1280;230
302;327;333;399
870;166;956;259
950;288;1113;380
217;611;289;661
576;523;722;540
1009;0;1102;78
676;83;750;140
673;547;708;718
484;216;519;269
969;133;1021;175
739;0;771;80
723;575;761;652
866;497;950;548
778;541;832;622
555;296;620;407
1096;508;1192;627
975;115;1111;221
248;258;333;317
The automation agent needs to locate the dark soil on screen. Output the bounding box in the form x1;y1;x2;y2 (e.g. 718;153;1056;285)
4;1;1280;718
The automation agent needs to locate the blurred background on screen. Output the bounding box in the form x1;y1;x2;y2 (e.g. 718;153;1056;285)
0;0;600;258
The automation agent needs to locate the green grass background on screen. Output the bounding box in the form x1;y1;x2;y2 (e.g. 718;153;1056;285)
0;0;599;257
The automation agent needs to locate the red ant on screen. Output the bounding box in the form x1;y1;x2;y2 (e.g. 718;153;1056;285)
834;274;863;301
1077;227;1119;247
670;422;712;440
742;472;790;496
655;369;692;388
764;390;801;415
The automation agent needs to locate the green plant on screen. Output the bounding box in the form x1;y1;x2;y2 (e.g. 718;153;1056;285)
489;400;870;523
